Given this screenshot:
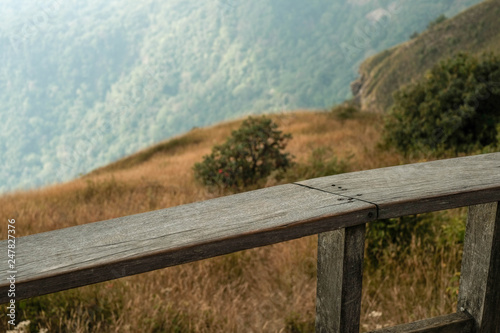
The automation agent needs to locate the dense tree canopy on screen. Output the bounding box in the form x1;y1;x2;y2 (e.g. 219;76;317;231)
383;53;500;156
0;0;482;192
193;117;292;191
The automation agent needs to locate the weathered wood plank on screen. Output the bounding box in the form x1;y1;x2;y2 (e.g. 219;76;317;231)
297;153;500;219
1;153;499;305
0;184;376;303
457;202;500;333
367;312;473;333
316;224;366;333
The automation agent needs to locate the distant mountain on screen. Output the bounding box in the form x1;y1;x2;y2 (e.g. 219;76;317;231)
353;0;500;113
0;0;482;193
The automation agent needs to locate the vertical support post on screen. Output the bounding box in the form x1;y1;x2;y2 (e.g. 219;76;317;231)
458;202;500;333
316;224;366;333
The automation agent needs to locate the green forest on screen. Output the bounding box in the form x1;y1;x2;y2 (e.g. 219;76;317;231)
355;0;500;113
0;0;482;192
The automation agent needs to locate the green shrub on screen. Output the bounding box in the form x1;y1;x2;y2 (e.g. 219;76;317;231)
285;312;315;333
365;214;435;269
427;14;447;30
77;177;125;203
364;211;467;270
285;147;350;182
331;102;359;122
383;53;500;156
193;117;293;191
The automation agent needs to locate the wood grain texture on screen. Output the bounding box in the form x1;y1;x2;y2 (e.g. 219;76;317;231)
457;202;500;333
0;184;376;303
315;225;365;333
1;152;499;310
367;312;473;333
297;153;500;219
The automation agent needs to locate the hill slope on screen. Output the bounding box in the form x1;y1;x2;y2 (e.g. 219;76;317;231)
353;0;500;113
0;110;468;332
0;0;482;193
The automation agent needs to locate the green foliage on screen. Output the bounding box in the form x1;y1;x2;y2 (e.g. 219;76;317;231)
77;178;125;203
284;312;315;333
331;102;359;122
285;147;350;182
409;31;420;39
93;134;203;175
427;14;447;29
479;123;500;153
193;117;292;191
365;214;434;269
357;0;500;113
0;0;484;193
439;216;466;247
365;211;466;270
383;53;500;156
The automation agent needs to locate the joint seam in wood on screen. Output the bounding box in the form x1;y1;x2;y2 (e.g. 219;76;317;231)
293;182;380;219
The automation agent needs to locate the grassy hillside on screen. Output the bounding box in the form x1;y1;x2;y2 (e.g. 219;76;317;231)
0;0;483;193
354;0;500;113
0;110;468;332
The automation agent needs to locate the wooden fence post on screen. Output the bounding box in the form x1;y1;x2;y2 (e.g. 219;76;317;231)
316;224;366;333
457;202;500;333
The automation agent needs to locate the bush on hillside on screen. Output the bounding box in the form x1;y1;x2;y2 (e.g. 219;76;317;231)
331;102;359;122
284;147;350;183
427;14;447;29
383;52;500;156
193;117;293;191
365;214;434;269
365;211;466;271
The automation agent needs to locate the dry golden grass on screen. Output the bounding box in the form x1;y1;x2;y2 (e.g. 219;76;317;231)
0;110;464;332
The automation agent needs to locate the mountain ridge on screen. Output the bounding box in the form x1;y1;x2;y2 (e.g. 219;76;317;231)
353;0;500;113
0;0;482;193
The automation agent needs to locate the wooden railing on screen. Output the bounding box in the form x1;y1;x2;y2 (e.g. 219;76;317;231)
1;153;500;332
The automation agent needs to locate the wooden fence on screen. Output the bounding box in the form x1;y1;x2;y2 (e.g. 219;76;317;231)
1;152;500;332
